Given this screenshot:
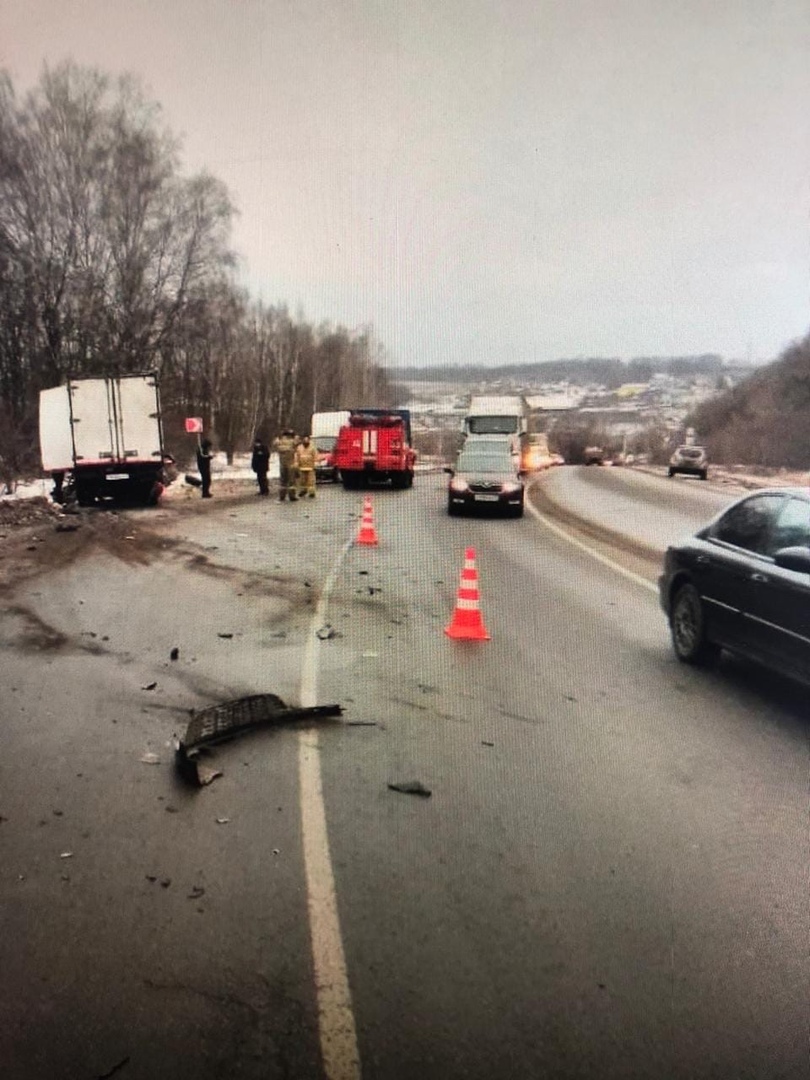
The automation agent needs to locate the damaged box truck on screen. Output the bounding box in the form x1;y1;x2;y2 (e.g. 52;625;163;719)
39;373;168;506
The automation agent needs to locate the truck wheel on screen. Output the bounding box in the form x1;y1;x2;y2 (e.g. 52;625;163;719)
75;485;96;508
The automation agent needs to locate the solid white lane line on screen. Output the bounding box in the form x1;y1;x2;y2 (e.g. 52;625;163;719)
526;497;659;595
299;537;361;1080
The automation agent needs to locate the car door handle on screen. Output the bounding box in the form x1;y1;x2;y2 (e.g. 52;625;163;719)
750;572;769;583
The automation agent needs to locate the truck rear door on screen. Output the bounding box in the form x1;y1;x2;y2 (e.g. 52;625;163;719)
69;379;115;465
39;386;74;472
114;376;162;464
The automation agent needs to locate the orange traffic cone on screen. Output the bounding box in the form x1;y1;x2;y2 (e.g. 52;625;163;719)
444;547;490;640
356;496;379;546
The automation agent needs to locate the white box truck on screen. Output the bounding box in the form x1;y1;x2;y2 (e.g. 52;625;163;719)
39;373;168;506
310;410;350;481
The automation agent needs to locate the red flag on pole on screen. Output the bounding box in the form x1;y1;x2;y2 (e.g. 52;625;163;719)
185;417;204;434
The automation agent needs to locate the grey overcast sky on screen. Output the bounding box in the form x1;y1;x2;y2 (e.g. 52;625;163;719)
2;0;808;367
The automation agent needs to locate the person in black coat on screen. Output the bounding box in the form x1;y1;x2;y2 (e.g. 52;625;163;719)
251;438;270;495
196;439;213;498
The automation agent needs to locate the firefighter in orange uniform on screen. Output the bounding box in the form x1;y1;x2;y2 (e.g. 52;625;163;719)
273;430;298;501
295;435;318;498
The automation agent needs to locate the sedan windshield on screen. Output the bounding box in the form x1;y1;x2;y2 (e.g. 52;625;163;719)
457;454;515;473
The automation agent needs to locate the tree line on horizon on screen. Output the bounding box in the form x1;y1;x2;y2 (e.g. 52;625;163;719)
0;61;397;481
395;355;726;387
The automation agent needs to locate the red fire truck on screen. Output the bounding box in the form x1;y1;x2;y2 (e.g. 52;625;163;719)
334;409;416;490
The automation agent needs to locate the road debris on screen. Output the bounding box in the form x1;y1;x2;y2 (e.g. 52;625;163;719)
174;693;342;787
60;851;74;858
187;885;205;900
481;741;495;747
140;752;160;765
345;720;377;727
141;681;157;691
54;521;80;533
316;624;336;640
388;780;432;798
170;647;179;661
217;632;234;639
215;817;230;825
97;1054;130;1079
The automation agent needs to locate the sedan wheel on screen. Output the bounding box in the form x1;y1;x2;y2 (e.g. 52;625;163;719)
670;583;720;666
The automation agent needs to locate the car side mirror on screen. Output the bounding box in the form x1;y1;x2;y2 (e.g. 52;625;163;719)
773;546;810;574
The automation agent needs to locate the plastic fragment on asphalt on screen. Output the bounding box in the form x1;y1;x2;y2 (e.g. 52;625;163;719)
187;885;205;899
215;817;230;824
196;764;223;787
141;681;157;691
217;632;234;639
316;624;336;640
60;851;73;858
362;651;378;658
170;647;179;661
481;741;495;747
174;693;342;787
140;752;160;765
388;780;432;798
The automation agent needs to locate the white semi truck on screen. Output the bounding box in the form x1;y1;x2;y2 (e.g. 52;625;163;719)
462;395;529;439
39;373;168;506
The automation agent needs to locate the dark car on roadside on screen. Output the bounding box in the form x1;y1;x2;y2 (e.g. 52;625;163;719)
445;446;525;517
669;444;708;479
659;488;810;685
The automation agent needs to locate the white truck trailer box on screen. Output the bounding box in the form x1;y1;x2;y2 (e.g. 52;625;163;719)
39;374;166;505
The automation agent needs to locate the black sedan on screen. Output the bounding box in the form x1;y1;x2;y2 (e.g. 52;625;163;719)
659;488;810;685
445;447;525;517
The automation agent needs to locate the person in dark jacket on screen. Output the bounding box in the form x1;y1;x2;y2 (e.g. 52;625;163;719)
251;437;270;495
196;439;213;498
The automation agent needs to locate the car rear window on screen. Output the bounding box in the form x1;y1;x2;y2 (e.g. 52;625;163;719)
679;448;703;458
711;494;786;554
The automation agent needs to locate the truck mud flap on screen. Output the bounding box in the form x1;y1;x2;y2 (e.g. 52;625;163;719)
175;693;342;786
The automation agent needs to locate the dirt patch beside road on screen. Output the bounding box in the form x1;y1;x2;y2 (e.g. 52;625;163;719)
0;479;262;594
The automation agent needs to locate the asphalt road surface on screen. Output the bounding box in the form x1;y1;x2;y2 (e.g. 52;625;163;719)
0;471;807;1079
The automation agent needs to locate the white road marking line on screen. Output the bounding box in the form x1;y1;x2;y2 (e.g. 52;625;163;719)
299;537;361;1080
526;496;659;595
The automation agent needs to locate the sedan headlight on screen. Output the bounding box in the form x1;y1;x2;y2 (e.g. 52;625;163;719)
501;482;521;493
450;479;469;492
